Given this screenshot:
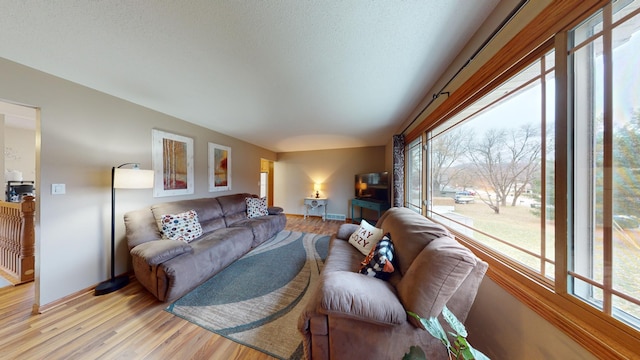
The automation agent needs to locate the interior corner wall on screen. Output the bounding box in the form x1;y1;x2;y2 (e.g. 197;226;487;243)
0;57;277;306
274;146;386;219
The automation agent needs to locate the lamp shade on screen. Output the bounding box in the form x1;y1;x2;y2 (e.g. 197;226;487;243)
314;183;321;192
114;168;154;189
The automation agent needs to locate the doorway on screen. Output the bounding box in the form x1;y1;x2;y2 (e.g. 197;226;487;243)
0;100;38;288
260;158;274;207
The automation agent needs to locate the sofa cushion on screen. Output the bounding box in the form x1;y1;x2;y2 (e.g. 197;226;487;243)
318;271;406;326
217;193;253;225
231;217;273;247
131;240;193;266
150;198;226;234
125;207;163;249
348;220;384;256
158;226;254;302
396;236;477;326
246;196;268;218
359;235;395;279
160;209;203;243
324;236;366;273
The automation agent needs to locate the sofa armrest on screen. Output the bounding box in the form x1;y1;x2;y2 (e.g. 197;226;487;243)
336;223;360;240
130;240;193;266
396;236;477;326
318;271;406;326
267;206;284;215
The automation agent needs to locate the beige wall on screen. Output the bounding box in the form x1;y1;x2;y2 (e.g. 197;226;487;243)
467;279;595;359
0;57;277;306
0;55;388;306
274;146;387;219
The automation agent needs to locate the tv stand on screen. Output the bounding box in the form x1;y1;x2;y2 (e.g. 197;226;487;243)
351;198;390;224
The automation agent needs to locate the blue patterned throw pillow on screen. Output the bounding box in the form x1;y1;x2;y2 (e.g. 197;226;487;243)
358;234;395;280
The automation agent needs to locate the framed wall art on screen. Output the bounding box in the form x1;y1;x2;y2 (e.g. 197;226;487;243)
152;129;194;197
208;142;231;192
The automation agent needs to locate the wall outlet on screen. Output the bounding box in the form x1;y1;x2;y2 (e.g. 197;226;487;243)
51;184;66;195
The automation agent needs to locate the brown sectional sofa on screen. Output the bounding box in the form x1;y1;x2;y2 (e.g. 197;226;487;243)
124;193;286;302
298;207;488;360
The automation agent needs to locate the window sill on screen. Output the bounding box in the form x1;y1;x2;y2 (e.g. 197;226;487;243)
459;238;640;360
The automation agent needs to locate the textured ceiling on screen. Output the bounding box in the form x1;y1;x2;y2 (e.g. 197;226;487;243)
0;0;500;152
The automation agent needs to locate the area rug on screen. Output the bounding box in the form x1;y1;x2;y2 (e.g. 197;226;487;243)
166;230;330;360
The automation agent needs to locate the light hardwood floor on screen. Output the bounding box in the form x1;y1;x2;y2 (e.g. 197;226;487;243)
0;215;344;360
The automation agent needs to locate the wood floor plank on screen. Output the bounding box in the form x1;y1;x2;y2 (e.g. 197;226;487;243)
0;215;342;360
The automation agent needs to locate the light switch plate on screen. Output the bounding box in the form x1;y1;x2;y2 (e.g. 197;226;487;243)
51;184;66;195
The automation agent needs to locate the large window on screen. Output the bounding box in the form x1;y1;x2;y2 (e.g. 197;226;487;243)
404;1;640;354
568;0;640;329
423;50;556;281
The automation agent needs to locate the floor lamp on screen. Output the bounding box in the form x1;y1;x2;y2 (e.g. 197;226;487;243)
95;163;154;296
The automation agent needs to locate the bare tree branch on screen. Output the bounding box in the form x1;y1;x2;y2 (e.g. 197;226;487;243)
466;124;541;214
431;127;473;192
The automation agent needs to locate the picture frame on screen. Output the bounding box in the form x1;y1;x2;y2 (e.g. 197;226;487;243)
208;142;231;192
152;129;194;197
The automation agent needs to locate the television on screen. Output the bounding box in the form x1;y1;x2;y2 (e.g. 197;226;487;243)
355;172;390;203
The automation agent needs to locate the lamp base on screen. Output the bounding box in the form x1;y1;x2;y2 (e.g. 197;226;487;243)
94;275;130;296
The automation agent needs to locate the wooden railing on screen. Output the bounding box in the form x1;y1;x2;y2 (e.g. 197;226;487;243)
0;196;35;284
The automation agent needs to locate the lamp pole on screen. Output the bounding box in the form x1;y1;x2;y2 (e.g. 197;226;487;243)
94;163;137;295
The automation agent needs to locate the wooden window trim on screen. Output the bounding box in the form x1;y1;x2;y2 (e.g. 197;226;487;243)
458;235;640;360
445;208;640;358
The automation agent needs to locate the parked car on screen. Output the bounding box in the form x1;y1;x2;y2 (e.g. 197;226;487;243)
454;191;475;204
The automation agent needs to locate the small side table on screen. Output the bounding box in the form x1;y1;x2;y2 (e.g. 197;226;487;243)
351;198;390;224
304;197;328;221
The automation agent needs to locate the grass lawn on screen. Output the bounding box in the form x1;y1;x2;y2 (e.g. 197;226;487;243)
437;196;640;322
442;198;554;272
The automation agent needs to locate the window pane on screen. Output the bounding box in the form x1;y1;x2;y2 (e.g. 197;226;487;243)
573;278;604;311
611;7;640;326
571;34;604;291
544;69;556;280
427;54;553;277
613;0;640;24
614;296;640;327
573;10;604;46
569;2;640;330
406;138;422;213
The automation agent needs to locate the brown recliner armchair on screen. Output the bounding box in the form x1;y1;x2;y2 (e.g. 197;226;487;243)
298;207;488;360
